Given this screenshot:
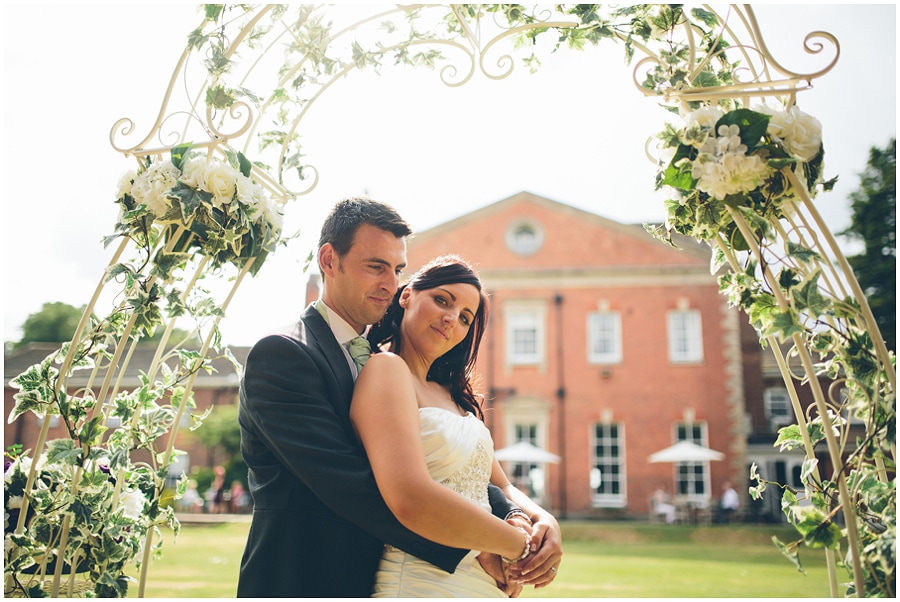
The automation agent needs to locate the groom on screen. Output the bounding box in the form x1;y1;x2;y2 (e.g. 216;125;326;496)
237;197;552;597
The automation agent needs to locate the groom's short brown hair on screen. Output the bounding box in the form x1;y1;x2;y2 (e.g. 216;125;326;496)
318;196;412;257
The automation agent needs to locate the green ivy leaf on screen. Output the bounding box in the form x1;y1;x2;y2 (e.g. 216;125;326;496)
821;175;839;192
797;511;843;549
778;268;799;290
692;69;722;89
773;536;805;574
167;182;210;225
774;424;805;451
204;5;224;21
46;438;82;466
237;151;253;178
786;241;821;264
187;27;208;50
8;362;59;422
749;463;767;500
717;109;770;151
792;272;831;317
800;458;819;483
661;162;696;190
691;7;718;27
151;250;193;283
762;308;804;341
170;143;192;171
206;84;235;109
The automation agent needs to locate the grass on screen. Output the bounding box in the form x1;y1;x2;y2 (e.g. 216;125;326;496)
130;519;836;598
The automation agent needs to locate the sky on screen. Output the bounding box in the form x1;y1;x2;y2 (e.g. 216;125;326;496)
3;4;896;347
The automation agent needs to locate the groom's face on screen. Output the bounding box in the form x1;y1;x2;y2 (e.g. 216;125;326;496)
321;223;407;333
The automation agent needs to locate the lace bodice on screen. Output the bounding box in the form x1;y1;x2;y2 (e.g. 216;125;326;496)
417;407;494;511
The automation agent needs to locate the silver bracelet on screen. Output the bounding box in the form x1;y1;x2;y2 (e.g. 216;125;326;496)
504;508;533;524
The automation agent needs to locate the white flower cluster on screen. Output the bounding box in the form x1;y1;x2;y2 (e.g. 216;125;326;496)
673;104;823;201
119;488;148;521
757;104;823;162
117;156;283;231
690;124;769;200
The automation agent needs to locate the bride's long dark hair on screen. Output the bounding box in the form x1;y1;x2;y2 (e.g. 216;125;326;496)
367;255;489;420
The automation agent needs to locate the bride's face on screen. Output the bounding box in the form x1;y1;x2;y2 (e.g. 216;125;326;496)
399;282;481;359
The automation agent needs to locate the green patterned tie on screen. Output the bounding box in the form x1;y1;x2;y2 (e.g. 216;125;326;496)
348;336;372;372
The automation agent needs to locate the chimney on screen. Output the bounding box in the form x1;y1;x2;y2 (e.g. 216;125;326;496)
305;273;321;306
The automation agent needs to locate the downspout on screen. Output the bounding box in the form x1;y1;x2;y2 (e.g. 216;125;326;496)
485;289;495;430
554;293;566;517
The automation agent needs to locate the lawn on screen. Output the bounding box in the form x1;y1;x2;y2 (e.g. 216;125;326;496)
130;519;835;598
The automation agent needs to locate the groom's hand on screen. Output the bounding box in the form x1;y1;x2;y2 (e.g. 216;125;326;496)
476;553;522;598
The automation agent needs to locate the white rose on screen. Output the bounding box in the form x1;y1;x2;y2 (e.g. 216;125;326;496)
680;105;724;148
203;161;238;209
761;105;823;162
117;170;137;199
180;156;207;189
262;196;284;231
120;489;146;520
684;105;724;131
235;174;261;206
237;176;284;230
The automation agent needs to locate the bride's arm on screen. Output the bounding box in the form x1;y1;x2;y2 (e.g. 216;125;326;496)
350;353;528;561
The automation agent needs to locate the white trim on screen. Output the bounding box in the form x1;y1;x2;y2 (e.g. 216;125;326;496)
587;310;622;364
505;300;547;366
667;308;704;363
590;421;627;508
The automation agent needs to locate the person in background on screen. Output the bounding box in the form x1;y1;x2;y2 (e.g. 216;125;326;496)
229;480;249;513
651;483;676;524
717;481;740;524
211;465;227;514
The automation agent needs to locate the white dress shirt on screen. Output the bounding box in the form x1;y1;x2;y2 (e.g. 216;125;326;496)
315;300;369;379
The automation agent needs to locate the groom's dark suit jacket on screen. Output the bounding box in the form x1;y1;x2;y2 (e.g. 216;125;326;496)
236;306;512;597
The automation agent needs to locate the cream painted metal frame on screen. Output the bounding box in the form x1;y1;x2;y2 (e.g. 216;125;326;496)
6;5;893;598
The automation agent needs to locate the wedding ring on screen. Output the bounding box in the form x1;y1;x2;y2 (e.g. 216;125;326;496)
550;566;558;575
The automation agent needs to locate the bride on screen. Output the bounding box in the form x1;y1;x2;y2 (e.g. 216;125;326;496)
350;255;562;597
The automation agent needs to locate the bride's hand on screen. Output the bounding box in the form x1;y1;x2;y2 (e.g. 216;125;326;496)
506;512;562;589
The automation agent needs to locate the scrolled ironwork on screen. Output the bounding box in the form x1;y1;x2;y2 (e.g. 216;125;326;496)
7;4;894;599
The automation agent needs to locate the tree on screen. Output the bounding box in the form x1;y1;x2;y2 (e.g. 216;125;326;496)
16;301;86;348
15;301;192;349
191;402;242;462
840;138;896;351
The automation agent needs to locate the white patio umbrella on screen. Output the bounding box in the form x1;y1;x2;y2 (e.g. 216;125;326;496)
648;441;724;463
494;441;561;464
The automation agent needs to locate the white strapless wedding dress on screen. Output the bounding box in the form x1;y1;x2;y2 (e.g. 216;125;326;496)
372;407;506;598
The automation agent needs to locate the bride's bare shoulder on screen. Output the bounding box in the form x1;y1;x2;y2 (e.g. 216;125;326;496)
359;351;407;378
366;351;402;365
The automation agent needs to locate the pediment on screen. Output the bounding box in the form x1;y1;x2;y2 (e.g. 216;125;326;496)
408;191;709;272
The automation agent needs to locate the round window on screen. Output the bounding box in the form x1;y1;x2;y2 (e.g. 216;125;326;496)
506;219;543;256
